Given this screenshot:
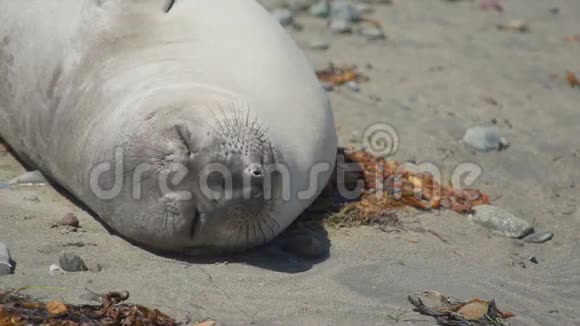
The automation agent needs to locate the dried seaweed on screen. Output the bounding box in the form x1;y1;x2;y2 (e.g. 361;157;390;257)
567;71;580;88
0;289;181;326
296;148;491;231
344;149;491;214
408;291;514;326
316;64;369;87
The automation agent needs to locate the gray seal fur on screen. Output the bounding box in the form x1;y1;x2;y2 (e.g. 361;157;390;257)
0;0;337;254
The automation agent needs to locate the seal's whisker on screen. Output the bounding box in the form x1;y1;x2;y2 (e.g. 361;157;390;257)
243;221;251;246
251;220;260;244
265;213;281;231
262;218;276;239
161;208;170;232
257;221;267;244
195;117;221;139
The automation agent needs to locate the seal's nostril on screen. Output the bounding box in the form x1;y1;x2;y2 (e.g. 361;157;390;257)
247;163;264;178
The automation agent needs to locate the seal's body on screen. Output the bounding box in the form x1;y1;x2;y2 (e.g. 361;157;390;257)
0;0;337;254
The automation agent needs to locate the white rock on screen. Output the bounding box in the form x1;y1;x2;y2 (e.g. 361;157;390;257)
359;26;386;40
49;264;65;275
329;19;353;33
463;126;509;152
470;205;534;238
346;81;360;92
308;40;330;50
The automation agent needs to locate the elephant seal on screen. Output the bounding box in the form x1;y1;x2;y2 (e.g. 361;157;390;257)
0;0;337;254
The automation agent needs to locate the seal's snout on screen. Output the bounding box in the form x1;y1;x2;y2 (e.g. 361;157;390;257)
246;163;264;177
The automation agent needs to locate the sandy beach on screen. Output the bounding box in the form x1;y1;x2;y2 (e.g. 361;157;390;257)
1;0;579;325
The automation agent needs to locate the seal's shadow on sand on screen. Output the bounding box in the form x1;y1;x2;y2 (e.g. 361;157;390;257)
59;183;332;273
55;180;331;274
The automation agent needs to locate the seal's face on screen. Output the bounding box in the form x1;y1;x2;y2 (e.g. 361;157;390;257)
187;124;283;252
125;103;284;253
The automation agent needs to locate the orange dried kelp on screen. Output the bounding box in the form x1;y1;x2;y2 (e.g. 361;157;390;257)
0;289;179;326
316;64;369;87
341;149;491;214
567;71;580;88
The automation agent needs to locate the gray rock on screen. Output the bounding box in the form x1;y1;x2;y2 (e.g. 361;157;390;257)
528;255;539;264
271;8;295;27
308;0;330;17
329;19;353;33
470;205;534;238
359;26;386;40
522;231;554;244
463;126;509;152
308;40;330;50
59;252;88;272
330;0;362;22
0;242;15;276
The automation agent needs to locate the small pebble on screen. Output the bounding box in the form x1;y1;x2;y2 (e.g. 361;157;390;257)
528;255;539;264
0;242;15;276
308;40;330;50
470;205;534;238
49;264;65;275
329;19;353;33
463;126;509;152
330;0;362;22
59;212;80;228
497;20;530;33
522;231;554;244
359;26;386;40
308;0;330;17
271;8;295;27
59;252;88;272
346;81;360;92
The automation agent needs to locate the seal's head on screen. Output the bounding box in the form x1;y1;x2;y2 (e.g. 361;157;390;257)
115;96;286;254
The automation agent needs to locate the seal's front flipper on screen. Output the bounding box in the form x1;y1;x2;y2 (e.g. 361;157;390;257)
8;170;47;185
